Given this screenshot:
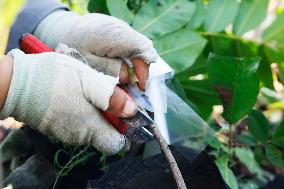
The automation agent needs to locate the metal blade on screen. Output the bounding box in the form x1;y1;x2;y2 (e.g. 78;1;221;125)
125;127;154;144
122;108;153;128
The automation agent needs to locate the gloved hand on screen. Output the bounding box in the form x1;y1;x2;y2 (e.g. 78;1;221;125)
0;49;138;154
34;10;158;91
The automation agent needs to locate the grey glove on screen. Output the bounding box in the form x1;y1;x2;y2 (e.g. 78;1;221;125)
1;49;129;155
34;10;158;77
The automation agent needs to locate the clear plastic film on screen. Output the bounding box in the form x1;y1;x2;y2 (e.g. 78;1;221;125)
165;87;215;161
129;57;215;161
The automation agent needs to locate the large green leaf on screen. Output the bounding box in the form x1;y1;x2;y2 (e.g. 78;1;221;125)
263;13;284;44
204;0;239;32
215;154;238;189
106;0;133;24
265;144;283;167
186;0;205;29
233;0;268;35
181;79;221;119
272;121;284;147
248;109;270;143
208;54;260;124
132;0;195;38
154;28;207;72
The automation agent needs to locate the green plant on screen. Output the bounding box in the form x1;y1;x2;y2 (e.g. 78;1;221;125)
65;0;284;188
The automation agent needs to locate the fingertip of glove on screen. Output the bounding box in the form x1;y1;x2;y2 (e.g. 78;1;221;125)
91;132;127;155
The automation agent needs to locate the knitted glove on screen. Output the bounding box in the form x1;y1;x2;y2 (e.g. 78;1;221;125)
0;49;128;154
34;10;158;77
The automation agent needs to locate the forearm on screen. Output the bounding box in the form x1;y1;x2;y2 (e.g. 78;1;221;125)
0;56;13;110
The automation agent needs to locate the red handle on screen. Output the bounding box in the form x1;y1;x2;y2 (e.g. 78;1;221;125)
19;34;54;54
19;34;129;134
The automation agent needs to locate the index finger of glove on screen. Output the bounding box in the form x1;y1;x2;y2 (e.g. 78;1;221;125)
132;58;149;91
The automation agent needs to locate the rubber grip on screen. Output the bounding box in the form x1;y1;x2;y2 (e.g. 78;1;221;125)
19;33;129;134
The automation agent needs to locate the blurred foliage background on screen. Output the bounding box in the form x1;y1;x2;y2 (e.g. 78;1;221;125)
0;0;87;55
0;0;25;55
3;0;284;188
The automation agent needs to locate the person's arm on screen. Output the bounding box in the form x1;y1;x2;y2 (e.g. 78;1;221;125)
0;51;138;154
0;56;13;110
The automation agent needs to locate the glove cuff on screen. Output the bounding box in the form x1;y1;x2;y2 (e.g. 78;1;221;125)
0;49;54;127
34;10;80;49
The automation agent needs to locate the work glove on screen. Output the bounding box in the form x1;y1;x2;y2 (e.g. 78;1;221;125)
0;49;136;154
34;10;158;91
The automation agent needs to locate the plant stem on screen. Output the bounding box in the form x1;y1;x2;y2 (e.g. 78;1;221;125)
149;124;187;189
52;145;90;189
228;124;232;149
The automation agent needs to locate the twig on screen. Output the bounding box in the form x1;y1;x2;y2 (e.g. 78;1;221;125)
149;124;187;189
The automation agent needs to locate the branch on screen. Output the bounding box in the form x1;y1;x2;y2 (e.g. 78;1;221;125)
149;124;187;189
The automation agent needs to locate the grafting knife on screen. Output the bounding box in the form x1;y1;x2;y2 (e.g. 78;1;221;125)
19;33;154;144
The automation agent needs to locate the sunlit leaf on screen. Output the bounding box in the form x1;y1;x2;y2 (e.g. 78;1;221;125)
215;154;238;189
106;0;133;24
204;0;239;32
233;0;268;35
154;28;207;72
235;147;264;178
208;54;260;124
133;0;195;38
186;0;205;29
263;13;284;44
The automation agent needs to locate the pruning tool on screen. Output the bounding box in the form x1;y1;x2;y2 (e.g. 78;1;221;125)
19;34;154;145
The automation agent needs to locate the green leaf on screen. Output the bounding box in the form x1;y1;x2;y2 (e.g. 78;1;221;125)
106;0;133;24
264;44;284;63
258;46;274;89
215;154;238;189
186;0;205;29
154;28;207;72
133;0;195;38
178;54;208;77
237;134;256;146
254;145;265;163
176;43;211;77
209;137;222;149
233;0;268;35
87;0;109;14
235;147;264;178
263;13;284;44
272;121;284;147
265;144;283;167
204;0;239;32
248;109;270;143
205;33;259;57
181;79;221;119
208;54;260;124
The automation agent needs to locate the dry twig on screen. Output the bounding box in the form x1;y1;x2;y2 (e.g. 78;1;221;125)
149;124;187;189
